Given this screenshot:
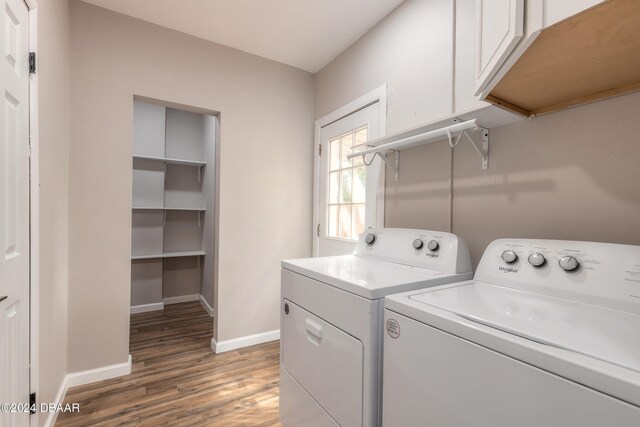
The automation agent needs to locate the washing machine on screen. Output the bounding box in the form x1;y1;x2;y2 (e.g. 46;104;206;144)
383;238;640;427
279;228;473;427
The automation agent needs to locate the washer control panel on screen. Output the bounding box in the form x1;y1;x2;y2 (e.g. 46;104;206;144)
476;238;640;313
411;238;440;252
559;255;580;272
527;253;546;268
354;228;472;274
501;250;518;264
365;233;377;246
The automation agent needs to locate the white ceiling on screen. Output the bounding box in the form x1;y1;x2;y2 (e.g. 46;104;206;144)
80;0;405;73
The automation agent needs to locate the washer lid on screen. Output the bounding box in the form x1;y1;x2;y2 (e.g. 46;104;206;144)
282;255;470;300
409;282;640;373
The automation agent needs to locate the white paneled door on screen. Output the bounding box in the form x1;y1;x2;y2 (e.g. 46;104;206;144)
0;0;31;425
317;103;381;256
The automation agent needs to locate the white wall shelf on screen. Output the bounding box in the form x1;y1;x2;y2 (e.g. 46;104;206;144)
349;117;491;180
131;250;205;260
133;154;206;168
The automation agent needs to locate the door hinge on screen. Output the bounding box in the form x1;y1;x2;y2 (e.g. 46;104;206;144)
318;144;322;156
29;52;36;74
317;224;320;237
29;393;36;414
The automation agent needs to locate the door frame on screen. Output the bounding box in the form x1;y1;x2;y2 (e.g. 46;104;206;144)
312;85;387;257
25;0;40;426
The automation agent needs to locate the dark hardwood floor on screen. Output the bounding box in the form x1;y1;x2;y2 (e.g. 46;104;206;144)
56;302;281;426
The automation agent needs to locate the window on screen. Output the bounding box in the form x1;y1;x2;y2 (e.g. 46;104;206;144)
326;127;367;240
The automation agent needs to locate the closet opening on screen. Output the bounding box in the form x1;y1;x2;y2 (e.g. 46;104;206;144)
129;97;218;351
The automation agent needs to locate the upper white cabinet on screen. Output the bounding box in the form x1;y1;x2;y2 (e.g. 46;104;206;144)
474;0;524;95
452;0;523;128
412;0;456;125
473;0;632;118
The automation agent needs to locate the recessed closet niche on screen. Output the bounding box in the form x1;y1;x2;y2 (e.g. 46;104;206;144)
130;99;216;314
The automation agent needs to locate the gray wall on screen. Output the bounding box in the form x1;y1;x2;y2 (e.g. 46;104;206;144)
316;0;640;267
386;93;640;266
315;0;455;133
200;114;217;308
68;1;314;372
37;0;70;423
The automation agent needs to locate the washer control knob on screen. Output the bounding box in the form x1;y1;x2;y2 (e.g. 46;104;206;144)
501;250;518;264
412;239;424;250
365;233;376;246
427;240;439;251
528;253;546;268
559;255;580;272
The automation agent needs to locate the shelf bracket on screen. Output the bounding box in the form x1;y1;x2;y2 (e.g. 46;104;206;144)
480;127;489;170
375;151;399;181
465;127;489;170
453;118;489;170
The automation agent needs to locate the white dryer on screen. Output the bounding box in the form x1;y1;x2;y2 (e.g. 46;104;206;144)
279;228;473;427
383;238;640;427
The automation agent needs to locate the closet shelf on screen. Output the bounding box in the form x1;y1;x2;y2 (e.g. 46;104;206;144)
132;207;206;212
133;154;206;167
131;250;205;260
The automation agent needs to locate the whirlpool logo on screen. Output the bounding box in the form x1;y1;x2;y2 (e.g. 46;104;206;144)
499;266;518;273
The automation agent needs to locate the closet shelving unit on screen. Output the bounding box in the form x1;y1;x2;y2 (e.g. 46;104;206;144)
130;100;216;313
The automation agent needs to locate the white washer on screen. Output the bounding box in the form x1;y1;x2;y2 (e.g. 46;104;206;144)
280;228;473;427
383;238;640;427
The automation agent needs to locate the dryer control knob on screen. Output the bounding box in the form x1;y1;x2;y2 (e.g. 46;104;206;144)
427;240;439;251
501;250;518;264
365;233;376;246
528;253;546;268
559;255;580;272
412;239;424;250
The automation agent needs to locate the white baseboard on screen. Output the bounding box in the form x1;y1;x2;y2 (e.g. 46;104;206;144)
43;355;132;427
211;330;279;354
43;375;70;427
199;294;214;317
163;294;200;305
130;302;164;314
66;354;132;388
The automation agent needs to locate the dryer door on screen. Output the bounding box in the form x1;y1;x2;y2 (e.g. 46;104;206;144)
282;299;363;427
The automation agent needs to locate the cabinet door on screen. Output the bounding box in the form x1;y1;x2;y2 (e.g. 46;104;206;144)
281;300;363;427
475;0;524;95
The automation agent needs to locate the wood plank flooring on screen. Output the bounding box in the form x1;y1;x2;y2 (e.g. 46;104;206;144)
56;302;281;426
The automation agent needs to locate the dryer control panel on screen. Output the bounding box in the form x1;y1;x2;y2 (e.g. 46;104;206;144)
353;228;472;275
475;239;640;314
